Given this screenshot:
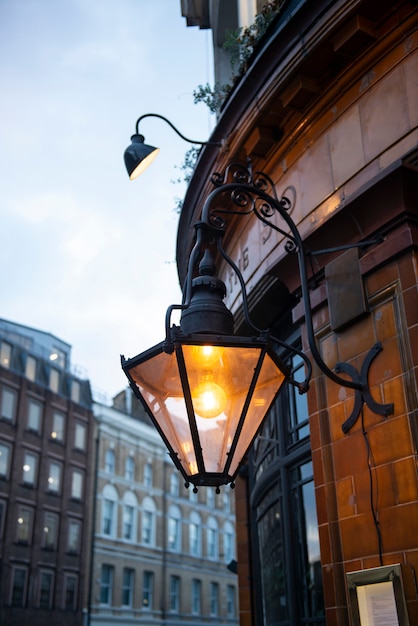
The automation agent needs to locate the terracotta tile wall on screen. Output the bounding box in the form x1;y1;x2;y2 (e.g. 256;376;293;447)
309;250;418;625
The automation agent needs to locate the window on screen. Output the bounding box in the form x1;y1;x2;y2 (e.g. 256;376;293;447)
22;451;38;486
169;575;180;612
25;355;37;381
39;571;54;609
227;585;236;618
142;571;154;609
167;505;182;552
144;461;153;487
74;422;86;451
206;488;215;508
16;507;33;544
71;469;84;500
42;512;59;550
191;579;201;615
125;455;135;480
71;380;80;403
0;442;11;478
105;448;115;473
63;574;78;610
189;512;202;556
49;368;60;393
11;567;28;606
141;497;156;545
50;348;66;368
223;491;231;513
210;582;219;617
169;472;179;496
51;410;65;442
223;521;235;563
102;500;115;536
207;517;219;559
0;341;12;368
123;505;134;540
67;519;81;554
47;461;62;493
1;386;16;421
27;399;42;433
250;334;325;625
100;564;114;605
101;484;118;536
122;568;134;607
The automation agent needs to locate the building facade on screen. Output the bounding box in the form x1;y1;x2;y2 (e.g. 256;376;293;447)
91;389;239;626
179;1;418;625
0;319;94;626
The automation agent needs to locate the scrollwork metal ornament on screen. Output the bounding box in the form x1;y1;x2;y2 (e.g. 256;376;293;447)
190;159;393;432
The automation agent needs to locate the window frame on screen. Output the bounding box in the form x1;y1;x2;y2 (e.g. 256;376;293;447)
10;566;28;607
121;567;135;607
22;450;38;486
47;460;62;494
1;385;17;422
63;573;78;611
0;441;11;479
42;511;59;550
27;398;43;434
38;569;54;609
99;564;114;606
16;506;34;545
142;570;154;609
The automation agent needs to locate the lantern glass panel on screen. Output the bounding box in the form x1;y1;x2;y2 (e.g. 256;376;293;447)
127;348;199;475
182;344;264;473
228;352;286;475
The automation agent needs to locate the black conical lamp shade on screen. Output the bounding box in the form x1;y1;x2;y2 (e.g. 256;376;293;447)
124;133;160;179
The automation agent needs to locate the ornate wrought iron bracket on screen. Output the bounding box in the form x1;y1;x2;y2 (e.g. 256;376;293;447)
338;342;394;433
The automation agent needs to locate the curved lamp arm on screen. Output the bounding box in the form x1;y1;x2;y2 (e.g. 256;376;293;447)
134;113;222;147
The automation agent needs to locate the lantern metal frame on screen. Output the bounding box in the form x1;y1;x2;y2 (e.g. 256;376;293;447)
122;147;394;491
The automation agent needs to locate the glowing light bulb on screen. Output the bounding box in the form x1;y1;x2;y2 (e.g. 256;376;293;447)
192;345;224;367
192;379;227;419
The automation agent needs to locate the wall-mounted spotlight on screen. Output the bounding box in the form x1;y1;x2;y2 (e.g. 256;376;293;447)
123;113;222;180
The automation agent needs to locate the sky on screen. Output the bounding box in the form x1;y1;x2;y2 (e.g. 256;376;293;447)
0;0;215;401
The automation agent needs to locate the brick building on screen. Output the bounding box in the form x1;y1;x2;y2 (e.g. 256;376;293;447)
0;318;94;626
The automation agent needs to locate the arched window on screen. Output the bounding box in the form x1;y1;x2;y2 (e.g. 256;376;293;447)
223;521;235;563
167;504;182;552
206;516;219;559
189;511;202;557
104;448;115;474
122;491;138;542
101;484;118;537
141;496;156;546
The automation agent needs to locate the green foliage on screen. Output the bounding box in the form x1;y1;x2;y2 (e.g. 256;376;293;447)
193;1;286;115
172;147;200;213
193;83;231;115
223;0;285;77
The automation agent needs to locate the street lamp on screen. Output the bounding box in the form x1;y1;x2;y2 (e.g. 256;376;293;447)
123;113;222;180
121;127;393;492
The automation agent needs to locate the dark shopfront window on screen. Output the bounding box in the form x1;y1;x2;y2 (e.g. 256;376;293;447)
249;349;325;626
